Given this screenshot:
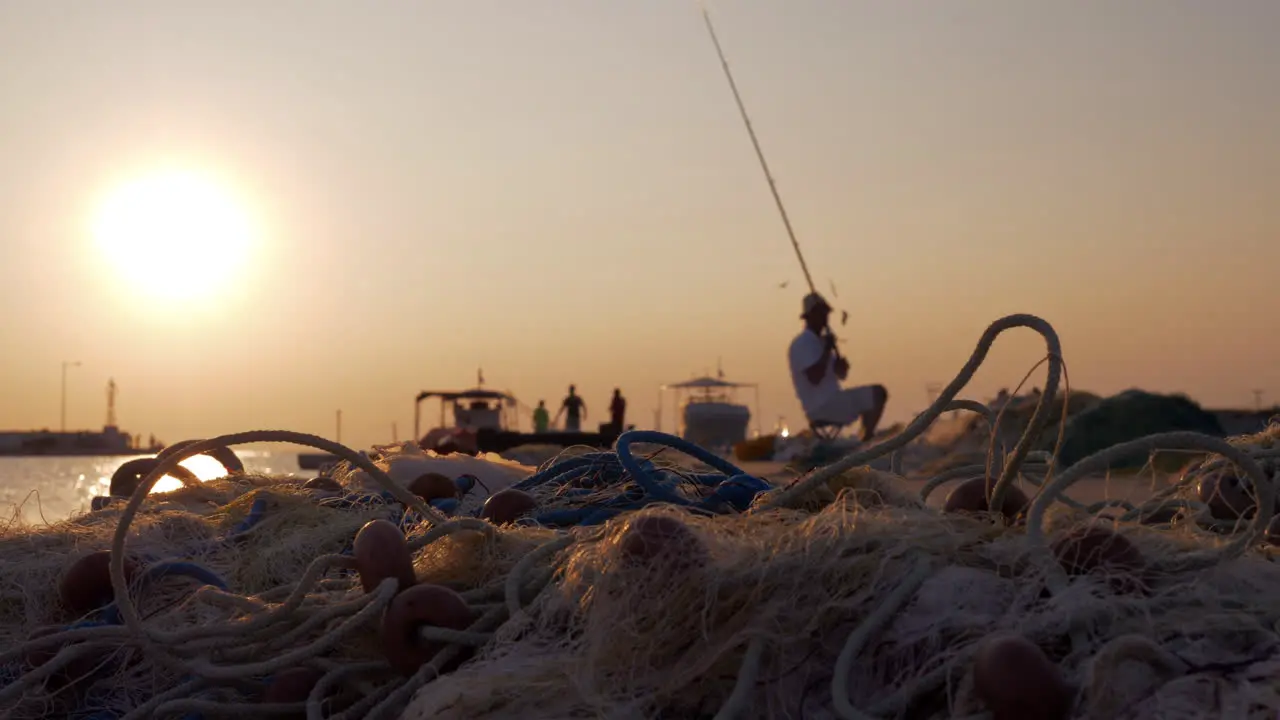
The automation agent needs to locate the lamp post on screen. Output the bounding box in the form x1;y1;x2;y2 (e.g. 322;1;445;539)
61;361;81;432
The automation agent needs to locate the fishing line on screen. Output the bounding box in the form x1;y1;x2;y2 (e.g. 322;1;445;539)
698;3;814;296
698;3;846;355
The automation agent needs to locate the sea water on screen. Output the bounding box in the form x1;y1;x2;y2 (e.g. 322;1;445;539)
0;450;302;525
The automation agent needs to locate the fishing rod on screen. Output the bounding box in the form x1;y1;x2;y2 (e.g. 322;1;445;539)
698;5;844;358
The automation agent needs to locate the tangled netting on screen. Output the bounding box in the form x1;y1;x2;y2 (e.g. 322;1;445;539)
2;313;1278;720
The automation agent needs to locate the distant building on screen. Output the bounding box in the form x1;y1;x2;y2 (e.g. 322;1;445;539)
0;425;141;456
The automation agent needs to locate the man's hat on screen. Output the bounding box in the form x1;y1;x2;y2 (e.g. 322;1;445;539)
801;292;831;317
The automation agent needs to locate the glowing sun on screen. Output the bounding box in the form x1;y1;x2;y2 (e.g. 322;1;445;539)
92;170;254;299
148;454;231;494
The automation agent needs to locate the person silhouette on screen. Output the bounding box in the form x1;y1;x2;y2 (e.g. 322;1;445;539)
533;400;550;434
788;293;888;442
554;385;587;432
609;388;627;433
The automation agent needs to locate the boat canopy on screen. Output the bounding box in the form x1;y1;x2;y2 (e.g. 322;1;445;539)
657;373;761;437
661;376;757;390
413;387;519;443
414;388;516;404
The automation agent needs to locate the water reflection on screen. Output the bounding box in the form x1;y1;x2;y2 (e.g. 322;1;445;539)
0;451;301;525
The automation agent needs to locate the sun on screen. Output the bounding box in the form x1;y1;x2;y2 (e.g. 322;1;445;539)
92;169;255;300
147;454;235;494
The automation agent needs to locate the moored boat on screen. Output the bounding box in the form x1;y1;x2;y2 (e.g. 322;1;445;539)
414;384;621;455
660;370;760;450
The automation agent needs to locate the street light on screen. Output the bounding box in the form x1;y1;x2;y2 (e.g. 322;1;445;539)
61;361;81;432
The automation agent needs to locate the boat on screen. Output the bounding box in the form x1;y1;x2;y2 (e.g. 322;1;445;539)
414;381;621;455
297;451;344;471
660;370;760;450
298;375;626;471
414;387;519;454
298;410;346;471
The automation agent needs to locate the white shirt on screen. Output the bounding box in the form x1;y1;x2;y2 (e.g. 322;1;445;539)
789;329;841;418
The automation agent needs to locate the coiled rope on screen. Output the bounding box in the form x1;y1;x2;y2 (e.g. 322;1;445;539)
510;430;772;526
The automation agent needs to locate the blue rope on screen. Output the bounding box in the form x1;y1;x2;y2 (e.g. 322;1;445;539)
615;430;747;478
512;452;619;491
98;561;230;625
227;496;269;540
505;431;771;527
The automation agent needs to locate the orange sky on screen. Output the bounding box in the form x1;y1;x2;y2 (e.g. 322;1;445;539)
1;1;1277;450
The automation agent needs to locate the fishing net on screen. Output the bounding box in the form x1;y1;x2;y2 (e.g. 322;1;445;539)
0;312;1276;720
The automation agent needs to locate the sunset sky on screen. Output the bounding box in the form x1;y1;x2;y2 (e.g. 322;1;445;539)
1;0;1277;451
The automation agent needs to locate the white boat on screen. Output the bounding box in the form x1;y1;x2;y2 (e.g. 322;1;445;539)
659;371;760;449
